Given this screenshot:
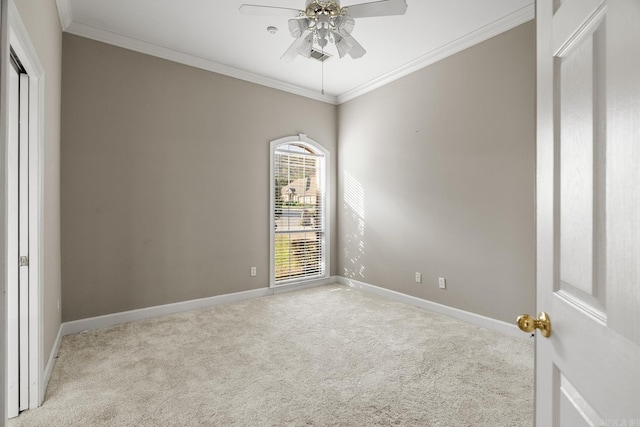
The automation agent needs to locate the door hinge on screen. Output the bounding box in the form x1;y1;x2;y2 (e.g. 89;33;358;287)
19;256;29;267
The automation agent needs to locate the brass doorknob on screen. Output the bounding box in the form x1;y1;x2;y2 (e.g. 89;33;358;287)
517;312;551;337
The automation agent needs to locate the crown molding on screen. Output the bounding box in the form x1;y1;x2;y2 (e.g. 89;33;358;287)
337;2;535;104
63;21;338;105
55;0;73;31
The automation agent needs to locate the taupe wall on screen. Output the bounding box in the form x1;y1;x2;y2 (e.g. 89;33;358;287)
61;34;337;321
13;0;62;368
62;22;535;324
337;22;536;323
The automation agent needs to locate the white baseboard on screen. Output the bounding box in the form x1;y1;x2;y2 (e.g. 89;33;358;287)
337;277;530;340
61;288;265;337
271;276;338;294
57;274;524;341
60;277;339;337
42;324;64;405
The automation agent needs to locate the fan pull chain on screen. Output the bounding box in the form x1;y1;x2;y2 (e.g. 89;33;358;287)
321;46;325;95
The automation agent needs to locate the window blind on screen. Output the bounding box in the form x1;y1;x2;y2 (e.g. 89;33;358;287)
273;144;326;283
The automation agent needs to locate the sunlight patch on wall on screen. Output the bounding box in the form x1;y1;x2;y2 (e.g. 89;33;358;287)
343;171;366;279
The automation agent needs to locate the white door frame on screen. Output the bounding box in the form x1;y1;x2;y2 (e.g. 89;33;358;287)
7;0;44;409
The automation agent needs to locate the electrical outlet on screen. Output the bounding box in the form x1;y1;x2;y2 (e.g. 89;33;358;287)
439;277;446;289
415;272;422;283
57;298;61;313
250;267;257;277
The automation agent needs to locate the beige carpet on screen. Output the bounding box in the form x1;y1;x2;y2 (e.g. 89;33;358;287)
10;284;533;426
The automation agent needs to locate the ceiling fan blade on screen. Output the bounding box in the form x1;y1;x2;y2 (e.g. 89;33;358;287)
344;0;408;19
239;4;302;17
280;30;313;62
343;35;366;59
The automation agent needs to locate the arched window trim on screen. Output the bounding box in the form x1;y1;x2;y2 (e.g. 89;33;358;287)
269;134;331;287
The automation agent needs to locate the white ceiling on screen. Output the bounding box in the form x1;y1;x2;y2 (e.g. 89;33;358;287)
56;0;533;104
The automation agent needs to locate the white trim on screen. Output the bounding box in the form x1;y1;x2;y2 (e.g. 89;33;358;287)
272;276;337;294
269;134;331;289
55;2;533;105
43;325;63;394
337;2;535;104
9;0;46;409
337;277;531;341
54;277;523;340
54;0;72;31
62;288;271;336
62;21;338;105
60;278;338;337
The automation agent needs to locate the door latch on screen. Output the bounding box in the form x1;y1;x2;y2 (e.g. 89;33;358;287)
19;256;29;267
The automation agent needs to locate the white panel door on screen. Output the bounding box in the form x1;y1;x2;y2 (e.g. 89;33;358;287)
535;0;640;425
7;55;30;418
7;52;21;421
18;67;30;413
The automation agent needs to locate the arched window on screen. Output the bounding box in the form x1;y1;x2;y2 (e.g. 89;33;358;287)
270;134;329;286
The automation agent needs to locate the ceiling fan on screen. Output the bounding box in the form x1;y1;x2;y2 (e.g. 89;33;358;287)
239;0;408;62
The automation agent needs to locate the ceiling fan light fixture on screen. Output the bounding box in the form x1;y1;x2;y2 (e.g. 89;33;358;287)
334;34;352;58
297;33;314;58
288;17;309;38
334;15;355;36
317;26;329;39
266;0;362;60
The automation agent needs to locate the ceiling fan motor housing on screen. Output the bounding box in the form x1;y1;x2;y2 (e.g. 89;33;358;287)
305;1;343;18
294;1;354;41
